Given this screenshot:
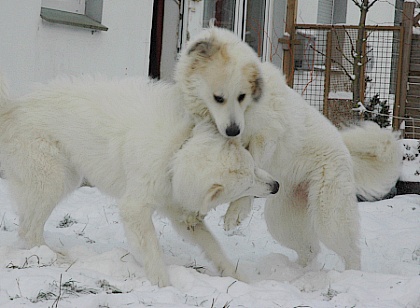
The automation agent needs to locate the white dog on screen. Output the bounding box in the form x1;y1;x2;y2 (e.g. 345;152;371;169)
340;122;401;201
174;27;263;138
174;27;401;270
0;75;279;287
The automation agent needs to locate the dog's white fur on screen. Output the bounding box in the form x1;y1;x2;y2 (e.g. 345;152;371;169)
341;122;401;201
174;27;263;138
0;75;278;287
175;28;401;270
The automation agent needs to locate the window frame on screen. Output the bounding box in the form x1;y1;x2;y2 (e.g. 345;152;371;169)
40;0;108;31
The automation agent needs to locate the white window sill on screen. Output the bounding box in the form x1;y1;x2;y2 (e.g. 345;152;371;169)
40;7;108;31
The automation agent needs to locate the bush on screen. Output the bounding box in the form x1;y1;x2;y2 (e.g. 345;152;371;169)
363;94;391;128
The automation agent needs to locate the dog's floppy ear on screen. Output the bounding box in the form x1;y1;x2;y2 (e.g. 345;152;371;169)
243;63;263;101
200;184;224;215
187;39;219;59
252;76;263;101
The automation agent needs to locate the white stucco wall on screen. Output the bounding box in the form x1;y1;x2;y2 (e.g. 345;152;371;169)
346;0;396;25
0;0;153;97
297;0;397;25
297;0;319;24
160;1;181;81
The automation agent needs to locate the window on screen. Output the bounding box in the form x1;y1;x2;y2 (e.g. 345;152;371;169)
203;0;237;32
183;0;271;60
244;0;267;58
317;0;333;24
40;0;108;31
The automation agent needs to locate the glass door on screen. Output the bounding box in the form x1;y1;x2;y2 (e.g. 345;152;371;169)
180;0;271;60
244;0;268;58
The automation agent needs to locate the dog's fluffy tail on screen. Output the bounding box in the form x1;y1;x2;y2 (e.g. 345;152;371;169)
340;122;402;201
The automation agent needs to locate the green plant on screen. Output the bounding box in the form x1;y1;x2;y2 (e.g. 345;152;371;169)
363;94;391;128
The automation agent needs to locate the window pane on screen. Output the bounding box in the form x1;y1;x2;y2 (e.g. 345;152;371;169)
203;0;236;31
245;0;266;57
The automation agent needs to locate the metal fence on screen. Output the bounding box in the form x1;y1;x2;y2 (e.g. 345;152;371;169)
290;25;403;128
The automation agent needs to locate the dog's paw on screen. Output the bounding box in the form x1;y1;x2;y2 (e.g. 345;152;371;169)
224;198;252;231
147;270;170;287
231;270;249;284
223;207;250;231
223;213;243;231
185;212;204;230
344;255;361;271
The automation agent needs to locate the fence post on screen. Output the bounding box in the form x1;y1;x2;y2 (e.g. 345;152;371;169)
359;30;368;105
281;0;298;87
323;30;332;117
396;1;415;131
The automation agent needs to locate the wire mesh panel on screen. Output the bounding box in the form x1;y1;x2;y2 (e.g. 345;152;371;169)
293;27;328;113
292;25;402;129
364;28;400;119
405;34;420;139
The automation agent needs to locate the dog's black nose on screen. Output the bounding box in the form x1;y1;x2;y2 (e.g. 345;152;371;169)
271;181;280;194
226;123;240;137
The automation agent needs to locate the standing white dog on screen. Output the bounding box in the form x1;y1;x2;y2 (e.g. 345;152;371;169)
0;75;279;287
174;27;401;270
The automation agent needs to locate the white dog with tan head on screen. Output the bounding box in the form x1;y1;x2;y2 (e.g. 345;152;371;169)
174;27;263;138
174;27;401;271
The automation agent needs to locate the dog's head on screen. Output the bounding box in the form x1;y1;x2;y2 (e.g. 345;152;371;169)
170;122;278;216
174;27;263;138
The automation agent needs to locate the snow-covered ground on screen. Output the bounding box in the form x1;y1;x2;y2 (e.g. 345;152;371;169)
0;142;419;307
400;139;420;182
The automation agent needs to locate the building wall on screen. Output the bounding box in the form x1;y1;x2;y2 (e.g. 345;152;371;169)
346;0;395;26
297;0;319;24
0;0;153;97
160;0;181;81
317;0;333;24
297;0;396;26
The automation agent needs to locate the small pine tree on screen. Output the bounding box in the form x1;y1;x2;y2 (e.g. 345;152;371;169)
363;94;391;128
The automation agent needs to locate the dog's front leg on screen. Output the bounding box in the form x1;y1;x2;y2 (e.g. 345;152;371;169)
119;199;169;287
224;135;277;231
169;213;247;282
223;196;253;231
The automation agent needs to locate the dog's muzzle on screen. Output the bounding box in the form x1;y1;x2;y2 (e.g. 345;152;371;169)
225;123;240;137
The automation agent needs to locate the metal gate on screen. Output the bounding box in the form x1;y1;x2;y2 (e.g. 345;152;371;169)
291;25;402;128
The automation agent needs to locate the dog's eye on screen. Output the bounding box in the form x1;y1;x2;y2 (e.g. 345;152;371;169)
237;93;246;102
213;95;224;103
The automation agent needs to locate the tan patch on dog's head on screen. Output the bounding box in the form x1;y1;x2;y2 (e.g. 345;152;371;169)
218;44;231;63
242;63;263;101
186;35;232;77
187;39;218;58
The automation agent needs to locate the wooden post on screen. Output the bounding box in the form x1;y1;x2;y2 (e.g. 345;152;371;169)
323;30;332;117
394;26;405;132
396;2;415;130
281;0;298;87
359;30;367;105
352;0;369;107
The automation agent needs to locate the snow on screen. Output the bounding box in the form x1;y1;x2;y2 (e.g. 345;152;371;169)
400;139;420;182
328;91;353;100
352;101;367;114
0;142;419;307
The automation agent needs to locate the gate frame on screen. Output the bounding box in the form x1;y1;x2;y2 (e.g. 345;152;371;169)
280;0;411;132
395;1;416;133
